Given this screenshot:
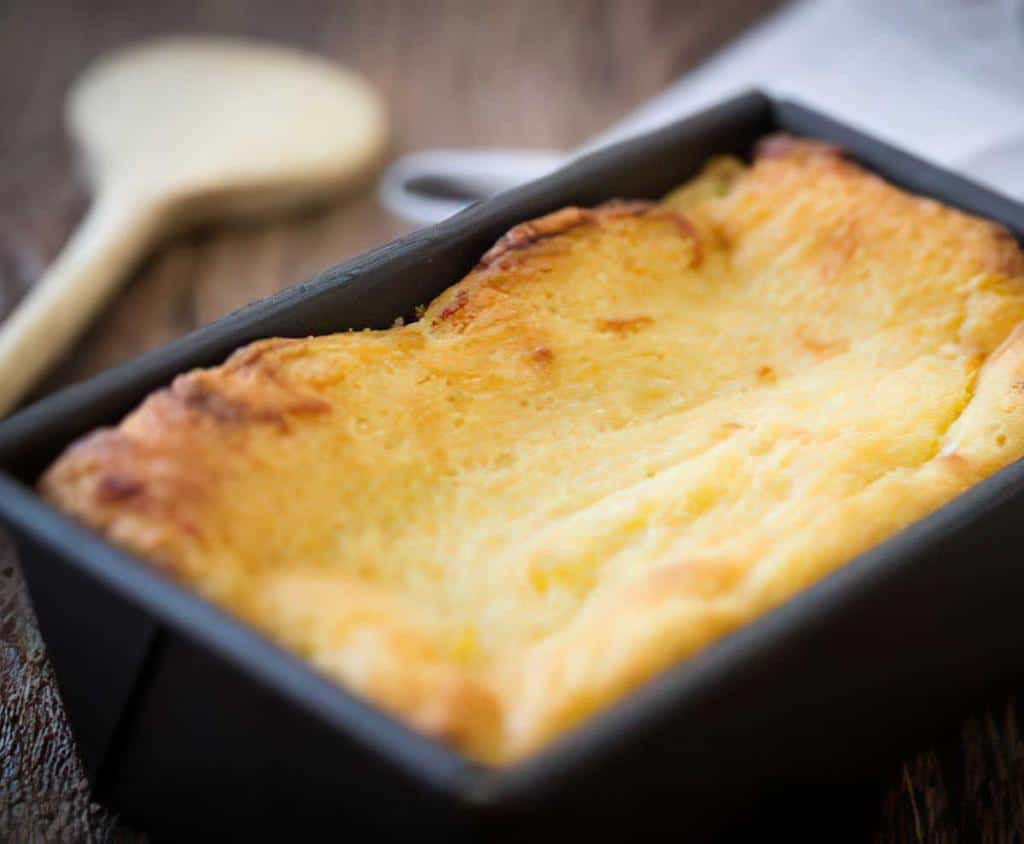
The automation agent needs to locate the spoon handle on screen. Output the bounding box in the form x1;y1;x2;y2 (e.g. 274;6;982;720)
0;192;160;415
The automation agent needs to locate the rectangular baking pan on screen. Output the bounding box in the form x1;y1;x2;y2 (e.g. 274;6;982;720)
3;91;1024;840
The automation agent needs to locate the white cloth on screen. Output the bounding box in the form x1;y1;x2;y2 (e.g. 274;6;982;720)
381;0;1024;223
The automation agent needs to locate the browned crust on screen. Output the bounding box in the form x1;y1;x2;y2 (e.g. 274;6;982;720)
476;200;701;270
432;289;469;325
40;428;206;571
989;226;1024;277
596;316;654;334
39;345;333;574
167;368;330;430
754;134;1024;280
95;473;144;502
425;200;703;336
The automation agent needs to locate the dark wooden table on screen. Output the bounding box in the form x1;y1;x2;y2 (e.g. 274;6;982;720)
2;1;1024;840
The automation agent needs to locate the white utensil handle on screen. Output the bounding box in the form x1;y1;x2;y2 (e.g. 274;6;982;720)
379;148;564;225
0;192;158;415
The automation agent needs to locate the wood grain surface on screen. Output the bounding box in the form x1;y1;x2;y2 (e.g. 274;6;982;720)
2;1;1024;840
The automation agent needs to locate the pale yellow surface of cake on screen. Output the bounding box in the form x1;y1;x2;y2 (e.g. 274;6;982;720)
40;137;1024;763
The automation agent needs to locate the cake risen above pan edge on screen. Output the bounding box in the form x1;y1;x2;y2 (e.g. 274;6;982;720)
40;136;1024;763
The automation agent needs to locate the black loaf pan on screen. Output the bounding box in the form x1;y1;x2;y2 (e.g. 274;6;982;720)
3;92;1024;840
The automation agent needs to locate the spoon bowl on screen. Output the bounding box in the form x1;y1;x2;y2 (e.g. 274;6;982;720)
0;36;387;415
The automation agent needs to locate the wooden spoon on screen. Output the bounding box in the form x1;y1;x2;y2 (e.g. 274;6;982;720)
0;36;387;415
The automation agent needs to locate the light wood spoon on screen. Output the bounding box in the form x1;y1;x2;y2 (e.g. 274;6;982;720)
0;36;387;415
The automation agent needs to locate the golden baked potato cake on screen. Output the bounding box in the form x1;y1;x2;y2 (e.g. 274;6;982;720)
41;136;1024;763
